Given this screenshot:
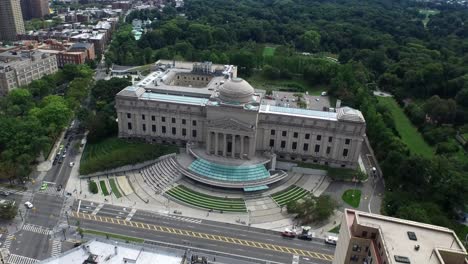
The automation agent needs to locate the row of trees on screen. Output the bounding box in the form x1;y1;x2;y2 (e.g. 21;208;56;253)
0;65;93;183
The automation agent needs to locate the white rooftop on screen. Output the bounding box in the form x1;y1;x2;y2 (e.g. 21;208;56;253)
39;240;183;264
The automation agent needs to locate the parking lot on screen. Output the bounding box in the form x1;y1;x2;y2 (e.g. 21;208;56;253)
262;91;332;111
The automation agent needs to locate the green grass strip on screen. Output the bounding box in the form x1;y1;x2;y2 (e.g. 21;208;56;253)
109;178;122;198
172;186;245;204
100;180;110;196
83;229;144;243
166;190;246;209
166;191;246;211
377;97;434;158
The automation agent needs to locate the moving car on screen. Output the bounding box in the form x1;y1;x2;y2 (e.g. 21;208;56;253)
24;201;33;209
69;162;75;167
325;235;338;245
40;183;48;191
0;191;10;197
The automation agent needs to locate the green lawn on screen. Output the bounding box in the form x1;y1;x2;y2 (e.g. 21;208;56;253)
329;225;341;234
263;46;276;57
297;162;367;181
166;185;246;212
246;71;325;95
419;9;440;27
80;137;178;175
377;97;434;158
109;178;122;198
342;189;361;208
271;186;309;206
83;229;144;243
99;180;110;196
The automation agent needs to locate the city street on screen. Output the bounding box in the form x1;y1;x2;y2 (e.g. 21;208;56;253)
71;201;336;264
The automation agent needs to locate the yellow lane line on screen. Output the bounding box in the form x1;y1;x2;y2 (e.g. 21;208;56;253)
71;212;333;261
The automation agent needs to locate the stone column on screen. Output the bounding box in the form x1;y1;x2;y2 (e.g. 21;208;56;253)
231;135;236;158
240;136;244;159
215;132;219;156
206;131;211;154
248;136;255;159
223;133;227;157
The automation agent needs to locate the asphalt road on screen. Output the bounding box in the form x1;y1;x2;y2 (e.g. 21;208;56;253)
73;201;336;264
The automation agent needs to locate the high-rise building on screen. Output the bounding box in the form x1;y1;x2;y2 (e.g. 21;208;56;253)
20;0;50;20
333;209;467;264
0;0;25;41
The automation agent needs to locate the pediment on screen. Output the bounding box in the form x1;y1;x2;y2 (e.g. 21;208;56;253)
208;118;254;132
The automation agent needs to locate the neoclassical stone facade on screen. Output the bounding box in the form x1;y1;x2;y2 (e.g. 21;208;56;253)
116;61;366;168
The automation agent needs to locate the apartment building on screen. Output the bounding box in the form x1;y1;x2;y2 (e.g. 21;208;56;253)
0;0;25;41
0;50;58;96
333;209;467;264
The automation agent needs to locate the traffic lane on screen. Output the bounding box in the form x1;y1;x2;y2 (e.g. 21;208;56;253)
25;193;63;228
44;138;80;184
76;218;331;264
10;230;50;260
90;206;334;254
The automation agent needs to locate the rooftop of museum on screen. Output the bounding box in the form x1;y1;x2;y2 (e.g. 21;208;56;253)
116;60;365;123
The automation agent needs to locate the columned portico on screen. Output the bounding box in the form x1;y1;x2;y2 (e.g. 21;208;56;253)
206;130;254;159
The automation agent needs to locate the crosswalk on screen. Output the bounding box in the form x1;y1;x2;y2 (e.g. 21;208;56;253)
6;254;38;264
22;224;52;235
125;208;137;221
38;187;64;196
167;214;202;224
2;234;14;249
51;239;61;257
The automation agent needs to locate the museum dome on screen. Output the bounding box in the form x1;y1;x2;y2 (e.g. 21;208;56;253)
218;78;255;104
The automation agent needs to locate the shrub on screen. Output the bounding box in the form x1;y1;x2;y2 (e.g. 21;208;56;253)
89;180;98;194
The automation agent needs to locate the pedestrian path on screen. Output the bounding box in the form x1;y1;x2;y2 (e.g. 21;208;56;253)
125;208;137;221
51;239;61;257
6;254;38;264
91;204;104;215
166;214;202;224
2;234;15;249
22;224;52;235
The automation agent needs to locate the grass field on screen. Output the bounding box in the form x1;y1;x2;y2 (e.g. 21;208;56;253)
247;71;325;95
263;46;276;57
342;189;361;208
419;9;440;27
377;97;434;158
99;180;110;196
80;137;178;175
109;178;122;198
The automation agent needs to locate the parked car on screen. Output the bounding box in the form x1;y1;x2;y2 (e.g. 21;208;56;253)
69;162;75;167
24;201;33;209
0;191;10;197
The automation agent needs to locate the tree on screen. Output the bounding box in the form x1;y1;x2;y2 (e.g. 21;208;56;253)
300;30;321;52
287;195;337;224
455;88;468;107
0;204;18;220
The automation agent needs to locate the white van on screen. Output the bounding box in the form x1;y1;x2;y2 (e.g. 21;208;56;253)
325;235;338;245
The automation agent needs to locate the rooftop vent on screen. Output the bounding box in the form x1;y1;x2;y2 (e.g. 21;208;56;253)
394;255;411;264
407;231;417;241
414;245;420;251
